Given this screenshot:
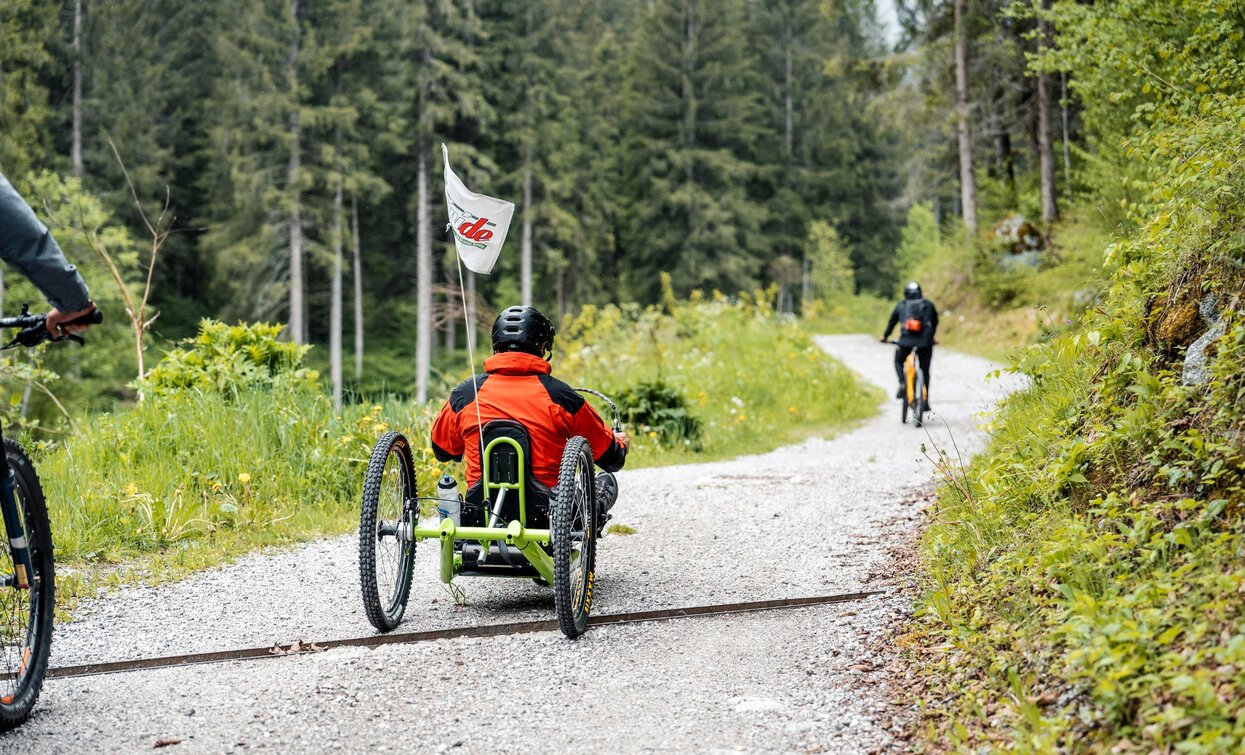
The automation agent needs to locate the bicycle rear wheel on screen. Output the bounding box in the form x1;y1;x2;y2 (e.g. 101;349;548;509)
914;370;926;428
359;432;417;632
552;437;597;639
0;439;53;731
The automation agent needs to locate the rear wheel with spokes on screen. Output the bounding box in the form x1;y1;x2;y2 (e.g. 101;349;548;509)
552;436;596;639
359;432;417;632
0;439;53;731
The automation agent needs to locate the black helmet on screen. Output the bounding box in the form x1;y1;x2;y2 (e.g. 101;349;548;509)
903;281;922;300
491;305;556;357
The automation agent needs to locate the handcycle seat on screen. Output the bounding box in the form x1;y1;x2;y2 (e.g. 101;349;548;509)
461;419;552;530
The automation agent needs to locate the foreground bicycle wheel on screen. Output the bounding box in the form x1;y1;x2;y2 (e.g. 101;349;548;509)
0;439;53;731
552;436;597;639
359;431;417;632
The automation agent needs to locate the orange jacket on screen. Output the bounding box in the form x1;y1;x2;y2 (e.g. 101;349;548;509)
430;352;626;488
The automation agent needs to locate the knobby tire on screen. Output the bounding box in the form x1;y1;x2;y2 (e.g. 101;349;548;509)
552;437;596;639
359;432;416;632
0;439;53;731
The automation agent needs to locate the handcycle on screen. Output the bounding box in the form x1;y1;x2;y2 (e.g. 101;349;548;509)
0;306;102;730
882;339;928;428
358;388;620;640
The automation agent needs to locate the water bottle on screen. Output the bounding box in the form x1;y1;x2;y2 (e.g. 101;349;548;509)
436;475;461;526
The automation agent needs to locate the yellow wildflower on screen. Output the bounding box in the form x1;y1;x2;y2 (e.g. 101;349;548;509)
125;483;139;496
238;472;252;485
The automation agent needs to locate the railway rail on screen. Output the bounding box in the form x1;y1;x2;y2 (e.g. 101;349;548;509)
44;590;880;680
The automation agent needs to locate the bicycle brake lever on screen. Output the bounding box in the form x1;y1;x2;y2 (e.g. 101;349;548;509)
48;332;85;346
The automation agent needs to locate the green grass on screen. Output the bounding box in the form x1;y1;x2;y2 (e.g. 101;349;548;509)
606;523;637;536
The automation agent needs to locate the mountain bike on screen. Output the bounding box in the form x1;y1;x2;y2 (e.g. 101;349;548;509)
0;306;102;730
900;350;927;427
359;387;620;640
881;338;928;428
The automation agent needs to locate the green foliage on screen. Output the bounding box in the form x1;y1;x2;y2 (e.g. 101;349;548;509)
910;2;1245;748
144;320;318;397
615;380;702;448
554;291;880;466
804;221;855;302
893;203;939;284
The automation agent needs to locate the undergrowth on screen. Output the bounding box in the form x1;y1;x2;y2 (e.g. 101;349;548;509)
908;3;1245;750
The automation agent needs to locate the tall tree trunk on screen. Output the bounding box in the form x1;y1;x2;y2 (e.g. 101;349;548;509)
991;90;1015;200
1037;0;1059;224
416;133;432;404
445;265;456;352
1061;72;1072;189
520;156;533;307
953;0;978;235
71;0;83;177
783;21;794;158
351;193;364;382
330;177;343;409
286;0;305;343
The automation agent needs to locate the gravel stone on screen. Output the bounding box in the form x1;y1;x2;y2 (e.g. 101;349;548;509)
2;335;1019;753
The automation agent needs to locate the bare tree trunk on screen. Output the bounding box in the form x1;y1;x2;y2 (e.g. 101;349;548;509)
71;0;83;178
953;0;978;235
351;193;364;381
416;134;432;404
783;22;794;159
520;154;533;307
465;269;477;354
286;0;305;343
1061;72;1072;189
330;178;343;409
1037;0;1059;224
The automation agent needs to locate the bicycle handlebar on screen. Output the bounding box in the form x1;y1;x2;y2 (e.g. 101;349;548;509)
0;307;104;350
573;387;621;433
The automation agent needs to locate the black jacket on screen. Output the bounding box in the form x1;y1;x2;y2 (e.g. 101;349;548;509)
883;298;939;348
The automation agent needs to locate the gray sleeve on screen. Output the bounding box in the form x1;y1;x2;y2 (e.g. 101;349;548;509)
0;173;92;313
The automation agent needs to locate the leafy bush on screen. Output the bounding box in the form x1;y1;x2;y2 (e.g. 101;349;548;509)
144;320;319;397
616;380;702;448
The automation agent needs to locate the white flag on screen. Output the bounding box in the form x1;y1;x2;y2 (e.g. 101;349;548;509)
443;144;514;274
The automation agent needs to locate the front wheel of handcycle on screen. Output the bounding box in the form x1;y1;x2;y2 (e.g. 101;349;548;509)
552;436;597;639
0;439;54;731
359;431;417;632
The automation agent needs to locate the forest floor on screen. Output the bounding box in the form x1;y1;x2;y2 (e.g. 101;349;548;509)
4;336;1020;754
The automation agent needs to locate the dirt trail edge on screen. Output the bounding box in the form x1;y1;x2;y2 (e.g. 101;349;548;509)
4;335;1019;754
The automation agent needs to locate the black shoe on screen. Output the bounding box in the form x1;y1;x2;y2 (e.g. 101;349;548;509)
594;472;617;532
895;386;905;399
921;400;932;412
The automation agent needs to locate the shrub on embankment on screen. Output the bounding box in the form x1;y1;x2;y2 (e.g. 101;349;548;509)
36;299;875;597
909;3;1245;750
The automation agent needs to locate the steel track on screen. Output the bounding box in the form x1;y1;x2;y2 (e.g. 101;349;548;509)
45;590;880;680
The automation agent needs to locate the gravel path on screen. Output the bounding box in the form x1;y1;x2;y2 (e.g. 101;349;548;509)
3;335;1020;753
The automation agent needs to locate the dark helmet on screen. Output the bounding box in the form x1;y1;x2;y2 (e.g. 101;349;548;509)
491;305;556;357
903;281;922;300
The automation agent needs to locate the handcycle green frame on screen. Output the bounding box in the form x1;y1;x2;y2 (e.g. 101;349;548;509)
412;436;557;585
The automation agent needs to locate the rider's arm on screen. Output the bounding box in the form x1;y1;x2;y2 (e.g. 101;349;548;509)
881;304;899;340
571;401;627;472
0;173;93;315
430;401;464;462
928;302;939;336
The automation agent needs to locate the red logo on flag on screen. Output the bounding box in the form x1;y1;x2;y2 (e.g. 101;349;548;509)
458;217;494;243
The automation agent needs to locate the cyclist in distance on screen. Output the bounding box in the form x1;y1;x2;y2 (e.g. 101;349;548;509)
881;281;939;410
430;305;629;529
0;173;97;333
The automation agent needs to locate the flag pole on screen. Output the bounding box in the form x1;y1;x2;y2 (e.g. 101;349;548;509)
456;254;487;482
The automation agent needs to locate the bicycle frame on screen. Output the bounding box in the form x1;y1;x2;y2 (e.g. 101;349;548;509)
904;352;927;405
408;436;556;585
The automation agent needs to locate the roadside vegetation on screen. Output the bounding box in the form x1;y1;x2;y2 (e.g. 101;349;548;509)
33;294;875;604
905;3;1245;750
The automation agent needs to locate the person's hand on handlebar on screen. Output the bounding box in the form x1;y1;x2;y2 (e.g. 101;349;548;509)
880;337;890;344
46;301;97;336
613;430;630;449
